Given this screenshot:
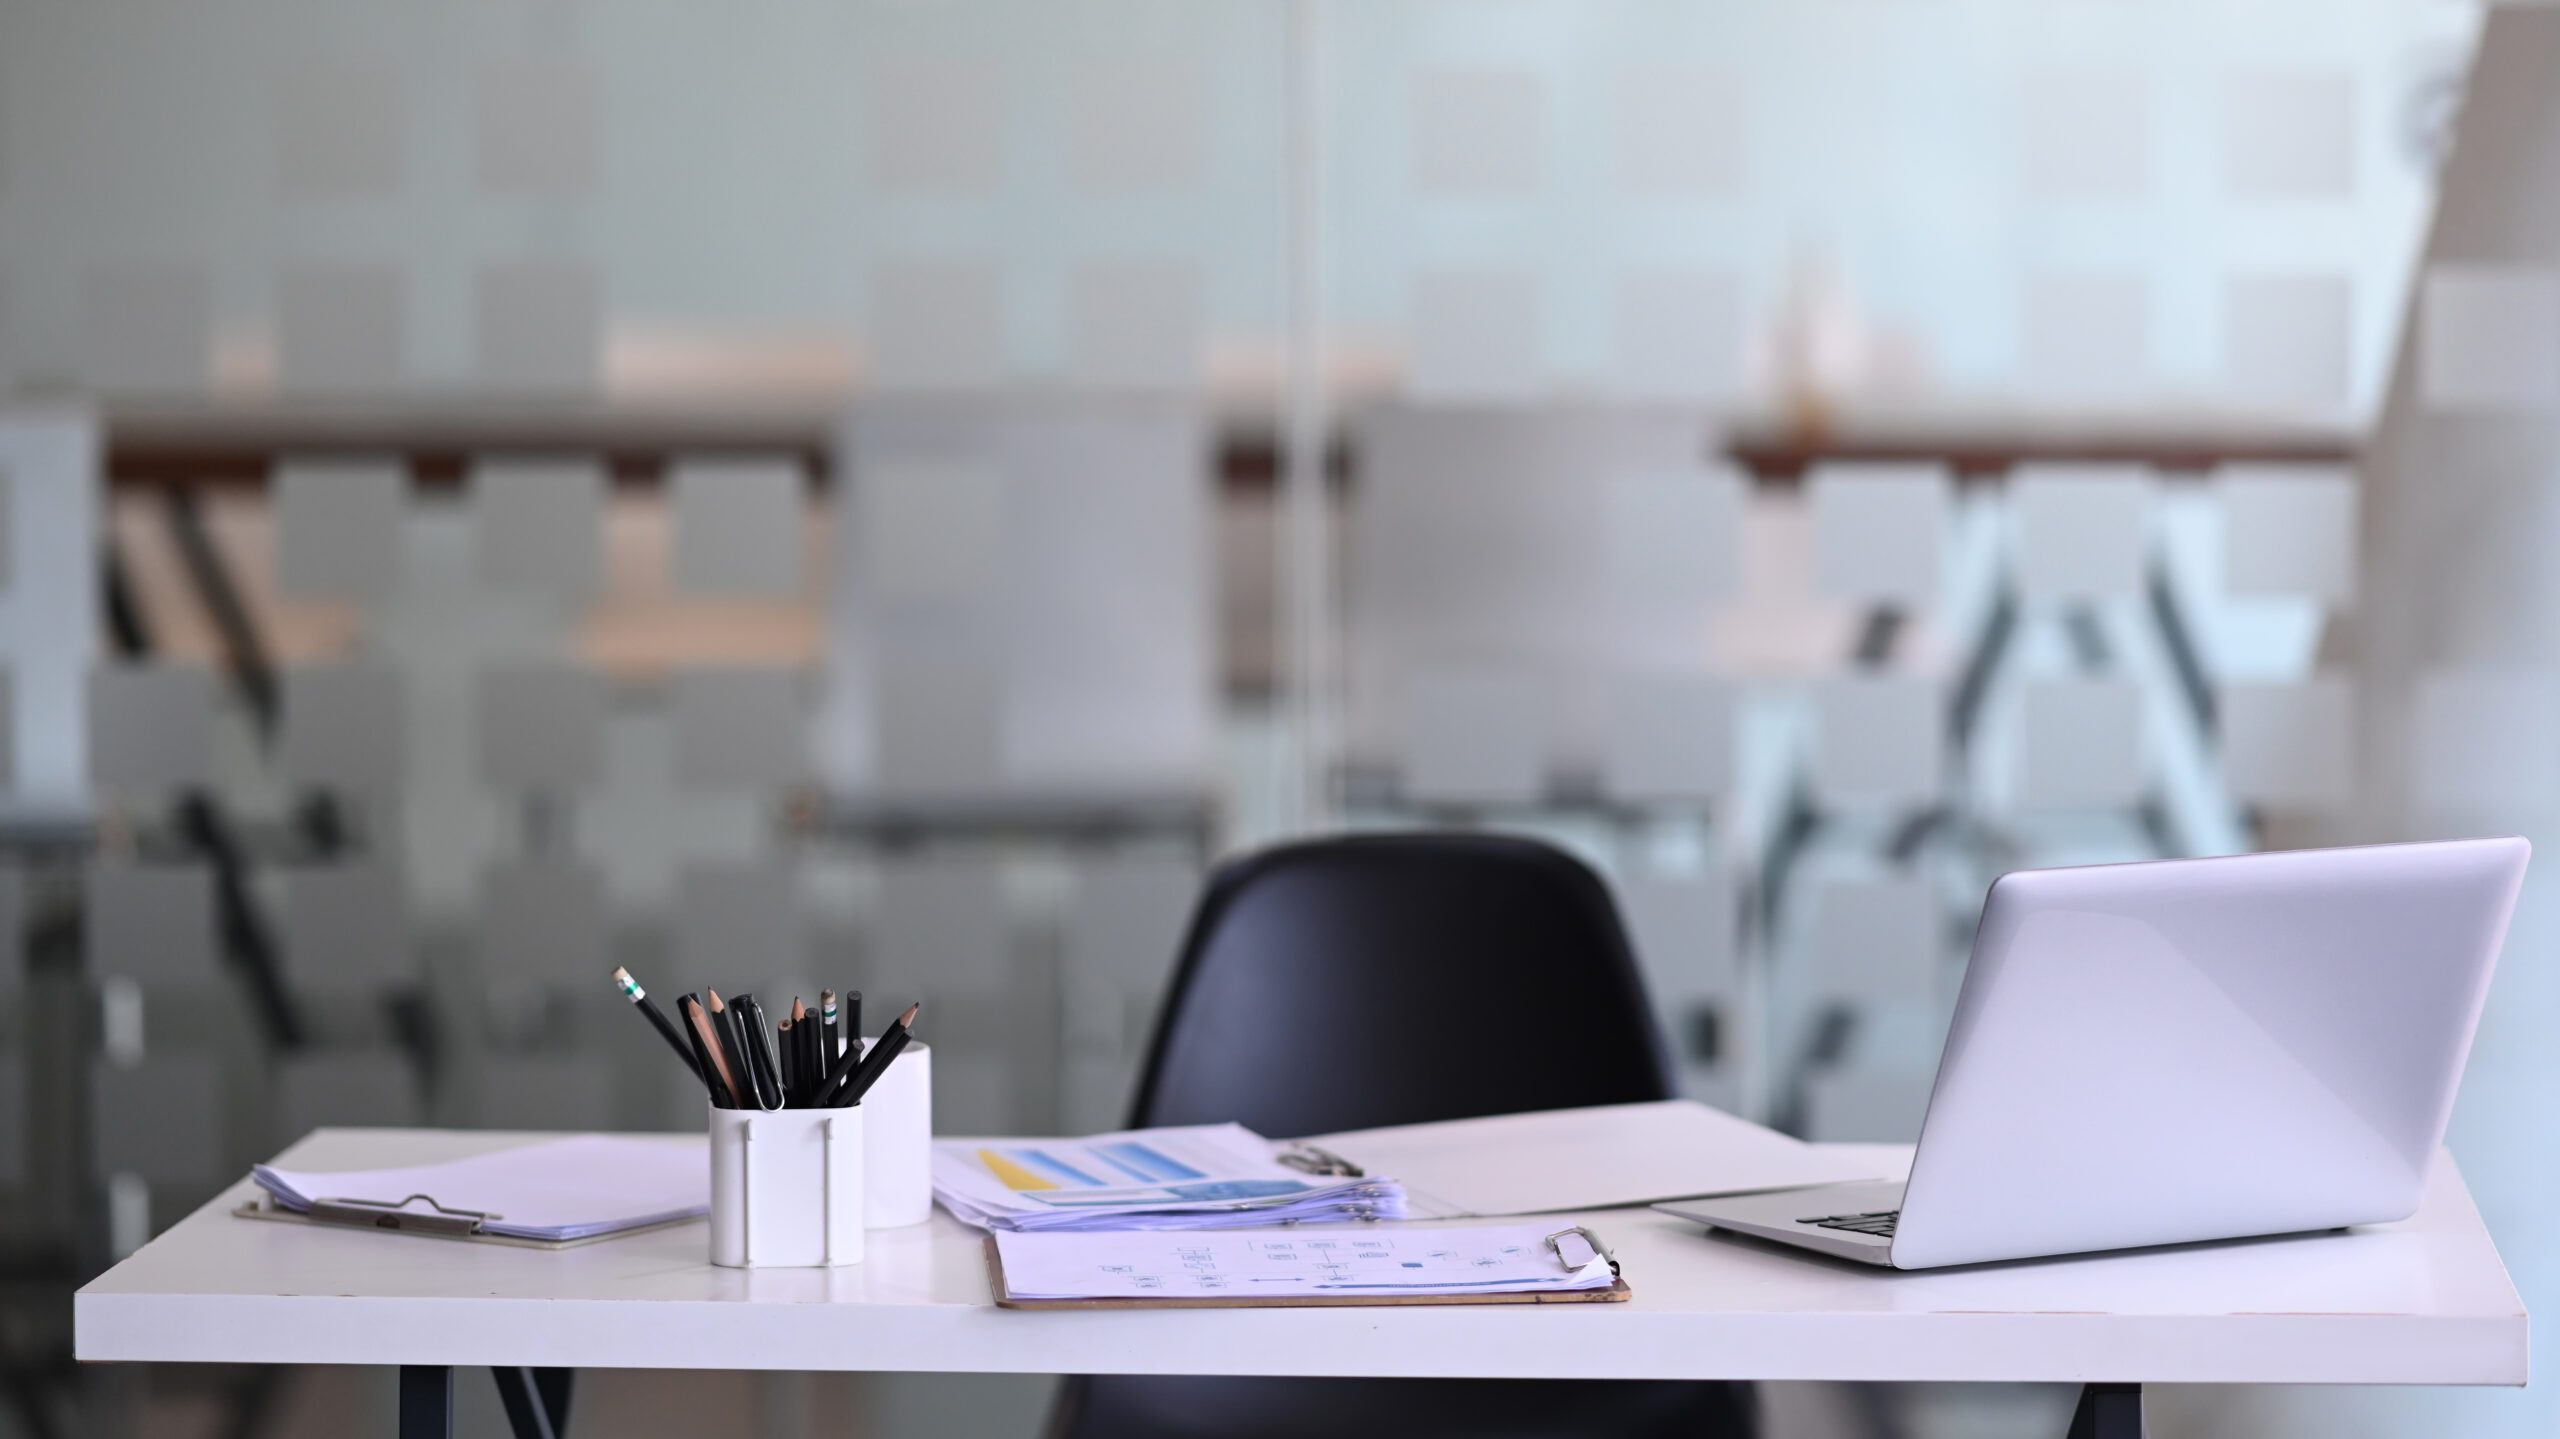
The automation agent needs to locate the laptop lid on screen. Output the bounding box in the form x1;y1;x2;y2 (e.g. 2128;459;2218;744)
1889;838;2526;1270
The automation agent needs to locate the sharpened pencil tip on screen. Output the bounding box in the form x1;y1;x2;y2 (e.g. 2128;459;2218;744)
900;1002;921;1026
706;989;725;1011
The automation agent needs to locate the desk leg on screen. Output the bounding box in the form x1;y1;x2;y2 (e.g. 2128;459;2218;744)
398;1366;452;1439
2065;1383;2142;1439
534;1368;574;1432
491;1367;561;1439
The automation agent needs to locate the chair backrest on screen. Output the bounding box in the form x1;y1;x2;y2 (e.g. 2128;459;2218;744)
1128;833;1673;1137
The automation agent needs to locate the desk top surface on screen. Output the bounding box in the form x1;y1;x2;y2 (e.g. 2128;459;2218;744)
76;1128;2526;1385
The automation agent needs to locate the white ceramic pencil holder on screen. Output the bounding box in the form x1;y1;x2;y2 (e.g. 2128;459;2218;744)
860;1039;933;1229
708;1104;866;1268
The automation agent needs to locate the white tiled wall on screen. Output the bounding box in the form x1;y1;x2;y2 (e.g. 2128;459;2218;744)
0;0;2468;412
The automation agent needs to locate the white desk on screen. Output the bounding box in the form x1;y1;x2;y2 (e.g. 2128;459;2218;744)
77;1129;2526;1438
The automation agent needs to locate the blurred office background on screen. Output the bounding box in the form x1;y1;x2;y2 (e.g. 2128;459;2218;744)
0;0;2553;1434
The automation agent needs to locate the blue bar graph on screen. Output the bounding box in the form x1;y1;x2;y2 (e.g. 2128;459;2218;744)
1017;1149;1106;1187
1102;1141;1206;1181
1089;1147;1159;1183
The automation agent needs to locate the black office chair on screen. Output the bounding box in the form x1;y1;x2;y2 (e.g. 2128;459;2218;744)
1048;833;1757;1439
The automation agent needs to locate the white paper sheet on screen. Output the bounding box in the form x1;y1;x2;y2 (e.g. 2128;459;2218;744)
994;1224;1614;1300
1308;1100;1884;1217
252;1135;708;1241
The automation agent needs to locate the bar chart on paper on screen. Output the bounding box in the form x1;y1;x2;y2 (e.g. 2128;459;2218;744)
931;1123;1410;1231
956;1129;1310;1206
976;1138;1215;1191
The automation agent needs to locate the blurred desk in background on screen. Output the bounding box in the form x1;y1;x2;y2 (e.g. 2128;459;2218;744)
1723;403;2358;482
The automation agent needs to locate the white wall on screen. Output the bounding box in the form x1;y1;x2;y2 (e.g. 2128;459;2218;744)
1320;0;2471;412
2157;8;2560;1436
0;0;2472;416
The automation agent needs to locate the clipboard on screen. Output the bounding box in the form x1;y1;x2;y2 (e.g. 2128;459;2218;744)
983;1227;1632;1310
231;1193;706;1251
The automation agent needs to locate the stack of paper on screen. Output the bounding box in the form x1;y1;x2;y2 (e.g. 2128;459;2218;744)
934;1123;1406;1232
251;1135;710;1243
994;1224;1615;1300
1314;1099;1883;1217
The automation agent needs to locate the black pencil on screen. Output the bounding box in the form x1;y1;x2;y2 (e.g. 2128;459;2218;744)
819;989;840;1069
836;1002;919;1107
792;1006;811;1105
613;967;704;1084
813;1003;874;1098
845;990;862;1060
788;997;812;1106
828;1002;920;1108
731;993;766;1108
735;993;784;1110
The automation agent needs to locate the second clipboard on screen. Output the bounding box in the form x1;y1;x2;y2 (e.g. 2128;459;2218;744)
980;1234;1633;1310
231;1194;704;1251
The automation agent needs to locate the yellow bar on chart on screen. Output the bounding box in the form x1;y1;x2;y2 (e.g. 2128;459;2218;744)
978;1148;1056;1191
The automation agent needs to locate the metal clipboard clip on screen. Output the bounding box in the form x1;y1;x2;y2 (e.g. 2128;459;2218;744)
1275;1143;1365;1178
1545;1225;1618;1277
307;1193;501;1237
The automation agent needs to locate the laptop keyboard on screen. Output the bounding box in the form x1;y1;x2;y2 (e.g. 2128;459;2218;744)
1802;1209;1899;1238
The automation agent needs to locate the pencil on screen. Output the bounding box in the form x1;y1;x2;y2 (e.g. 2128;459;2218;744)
827;1002;920;1108
788;998;808;1095
783;993;803;1090
680;994;739;1107
733;992;766;1109
612;967;704;1084
706;990;760;1110
819;989;839;1066
813;1002;874;1098
808;1001;827;1102
735;993;784;1110
788;997;809;1105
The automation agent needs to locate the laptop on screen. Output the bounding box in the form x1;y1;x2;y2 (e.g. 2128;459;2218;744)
1657;838;2528;1270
